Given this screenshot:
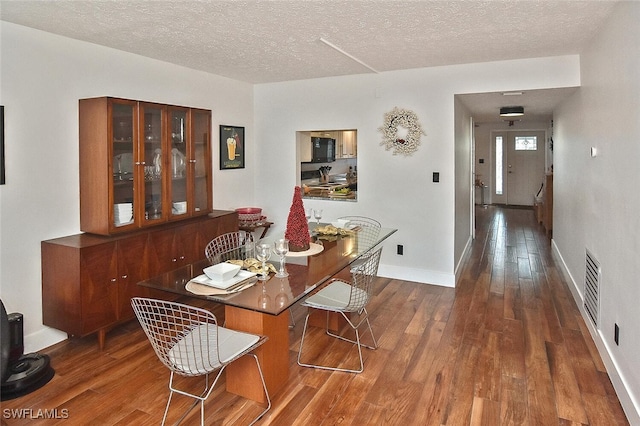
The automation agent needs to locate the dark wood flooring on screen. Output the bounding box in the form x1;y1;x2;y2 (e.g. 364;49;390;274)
0;206;629;425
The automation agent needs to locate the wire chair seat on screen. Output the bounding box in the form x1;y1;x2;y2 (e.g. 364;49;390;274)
167;325;260;375
297;246;383;374
131;297;270;426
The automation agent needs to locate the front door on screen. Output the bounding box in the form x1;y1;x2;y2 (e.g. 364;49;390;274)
493;130;545;206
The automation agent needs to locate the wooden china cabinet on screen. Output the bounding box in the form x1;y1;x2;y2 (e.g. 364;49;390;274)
78;97;213;235
42;97;235;350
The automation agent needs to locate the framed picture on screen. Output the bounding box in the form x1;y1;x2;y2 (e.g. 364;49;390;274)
219;125;245;169
1;106;4;185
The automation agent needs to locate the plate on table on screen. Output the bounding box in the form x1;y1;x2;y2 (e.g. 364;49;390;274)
286;242;324;257
186;278;256;296
190;270;257;289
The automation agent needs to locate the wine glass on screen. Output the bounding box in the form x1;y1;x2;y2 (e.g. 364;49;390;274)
314;209;323;225
273;239;289;278
255;243;272;281
305;208;312;222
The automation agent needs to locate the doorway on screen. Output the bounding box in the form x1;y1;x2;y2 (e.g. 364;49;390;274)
492;130;545;206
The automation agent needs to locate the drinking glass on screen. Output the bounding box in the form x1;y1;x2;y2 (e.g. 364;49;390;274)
255;243;272;281
243;240;255;260
313;209;323;225
305;208;312;222
273;239;289;278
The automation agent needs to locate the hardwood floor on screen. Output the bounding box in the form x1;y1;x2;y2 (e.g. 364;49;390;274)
1;206;629;425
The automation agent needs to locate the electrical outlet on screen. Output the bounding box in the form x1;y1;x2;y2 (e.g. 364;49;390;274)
433;172;440;183
397;244;403;255
614;323;620;345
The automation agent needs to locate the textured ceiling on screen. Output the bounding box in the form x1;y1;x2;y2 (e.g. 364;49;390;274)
0;0;618;121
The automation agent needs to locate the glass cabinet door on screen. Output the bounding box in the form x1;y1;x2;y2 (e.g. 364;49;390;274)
111;101;136;230
139;104;165;224
168;107;189;218
190;109;212;215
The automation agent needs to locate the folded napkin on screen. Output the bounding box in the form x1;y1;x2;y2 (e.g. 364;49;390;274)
186;276;257;296
226;258;277;276
314;225;356;236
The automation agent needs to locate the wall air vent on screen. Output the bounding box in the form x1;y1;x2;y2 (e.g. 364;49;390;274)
584;249;601;327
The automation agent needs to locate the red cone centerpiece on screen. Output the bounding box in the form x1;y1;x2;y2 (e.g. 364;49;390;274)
285;186;311;252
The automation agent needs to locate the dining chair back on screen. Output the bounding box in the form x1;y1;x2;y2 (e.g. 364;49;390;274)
204;230;254;264
338;216;381;269
131;297;270;426
297;246;383;373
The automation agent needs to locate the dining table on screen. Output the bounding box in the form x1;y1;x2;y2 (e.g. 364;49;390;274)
137;223;397;403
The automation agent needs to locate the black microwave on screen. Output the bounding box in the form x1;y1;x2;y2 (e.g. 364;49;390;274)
307;137;335;163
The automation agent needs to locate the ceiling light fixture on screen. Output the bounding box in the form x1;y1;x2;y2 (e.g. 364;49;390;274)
319;38;378;73
500;106;524;117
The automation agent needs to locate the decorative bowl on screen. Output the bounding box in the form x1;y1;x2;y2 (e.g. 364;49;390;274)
236;207;262;222
203;262;241;282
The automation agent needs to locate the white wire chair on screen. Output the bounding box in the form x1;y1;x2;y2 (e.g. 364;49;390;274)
339;216;381;272
297;246;383;373
204;230;296;328
131;297;270;426
204;231;254;264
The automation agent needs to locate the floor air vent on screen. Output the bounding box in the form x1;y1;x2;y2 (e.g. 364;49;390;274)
584;250;601;327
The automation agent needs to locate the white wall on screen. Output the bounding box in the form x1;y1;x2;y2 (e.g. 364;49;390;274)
253;56;580;288
552;2;640;422
0;22;254;352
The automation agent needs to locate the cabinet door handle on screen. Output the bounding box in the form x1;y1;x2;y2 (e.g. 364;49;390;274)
179;255;185;260
172;258;177;262
189;159;196;163
110;278;117;283
121;274;128;279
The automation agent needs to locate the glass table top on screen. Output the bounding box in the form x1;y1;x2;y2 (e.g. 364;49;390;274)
138;225;397;315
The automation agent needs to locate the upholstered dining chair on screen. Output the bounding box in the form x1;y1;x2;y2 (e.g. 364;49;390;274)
131;297;270;426
297;246;383;373
204;230;254;264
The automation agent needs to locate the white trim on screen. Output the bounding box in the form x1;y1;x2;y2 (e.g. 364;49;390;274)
552;239;640;425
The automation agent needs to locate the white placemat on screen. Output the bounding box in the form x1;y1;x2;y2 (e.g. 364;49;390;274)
286;242;324;257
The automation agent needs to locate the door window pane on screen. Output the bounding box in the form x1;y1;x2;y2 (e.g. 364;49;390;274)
495;136;503;195
515;136;537;151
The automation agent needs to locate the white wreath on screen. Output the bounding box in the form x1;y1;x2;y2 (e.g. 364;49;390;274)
378;107;426;156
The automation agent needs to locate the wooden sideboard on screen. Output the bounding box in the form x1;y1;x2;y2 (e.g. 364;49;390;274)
42;211;237;349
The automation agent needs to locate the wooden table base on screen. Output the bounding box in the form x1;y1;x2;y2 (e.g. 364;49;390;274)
224;306;289;403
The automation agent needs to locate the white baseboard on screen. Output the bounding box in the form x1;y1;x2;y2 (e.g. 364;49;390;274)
551;239;640;425
377;264;455;288
24;327;67;354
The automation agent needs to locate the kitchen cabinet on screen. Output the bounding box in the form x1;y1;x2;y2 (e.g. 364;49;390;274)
298;132;312;162
42;211;237;350
79;97;212;236
337;130;357;158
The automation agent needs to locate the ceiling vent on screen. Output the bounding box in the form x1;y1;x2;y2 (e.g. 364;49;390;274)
584;249;601;327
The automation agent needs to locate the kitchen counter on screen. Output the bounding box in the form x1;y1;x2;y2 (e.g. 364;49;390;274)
302;183;356;201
